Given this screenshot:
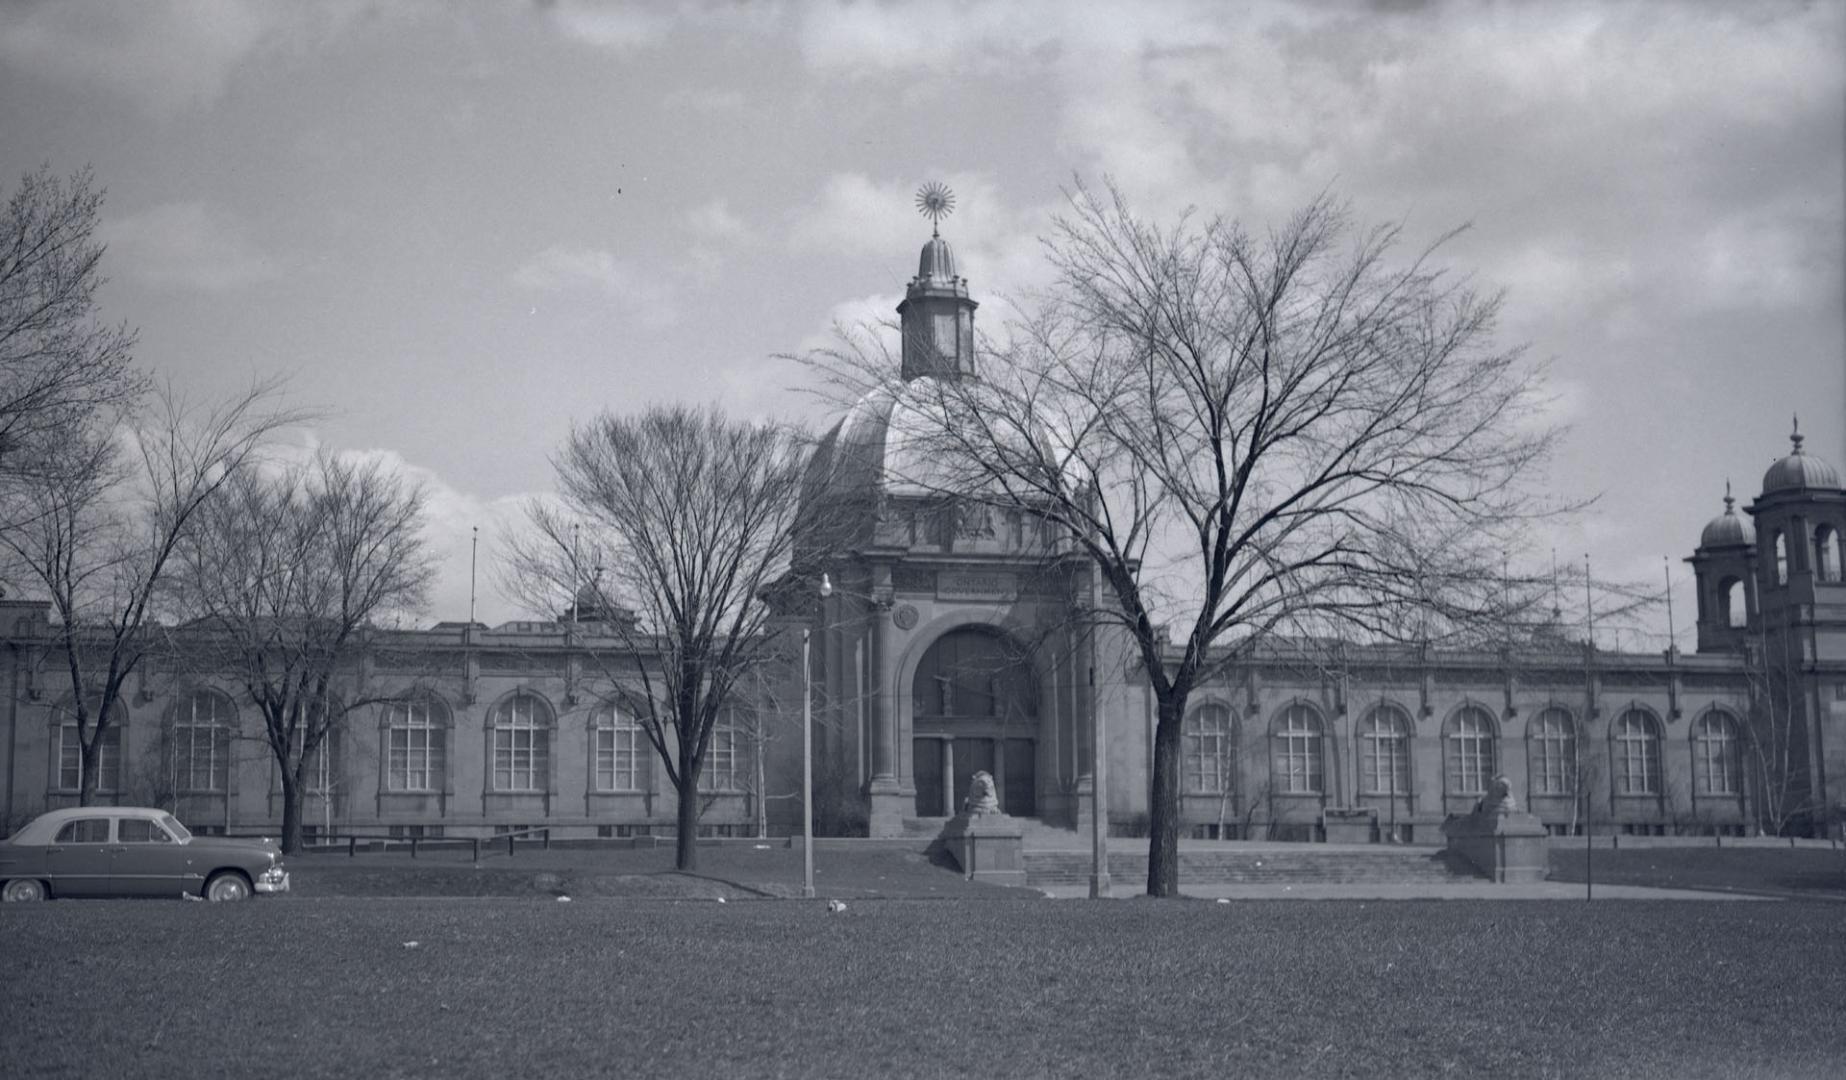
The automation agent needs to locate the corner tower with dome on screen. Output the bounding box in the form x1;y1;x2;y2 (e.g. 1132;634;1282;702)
1687;419;1846;827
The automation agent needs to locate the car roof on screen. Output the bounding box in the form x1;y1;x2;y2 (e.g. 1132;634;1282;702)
5;806;171;845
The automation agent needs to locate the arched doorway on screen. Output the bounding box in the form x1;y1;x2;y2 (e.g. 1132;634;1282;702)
910;626;1038;817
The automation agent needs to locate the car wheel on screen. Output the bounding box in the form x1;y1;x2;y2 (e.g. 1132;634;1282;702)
204;871;251;902
2;878;47;902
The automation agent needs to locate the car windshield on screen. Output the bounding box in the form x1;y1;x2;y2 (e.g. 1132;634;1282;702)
160;813;192;842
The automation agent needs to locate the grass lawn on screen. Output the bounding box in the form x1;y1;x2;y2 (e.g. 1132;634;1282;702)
4;898;1842;1079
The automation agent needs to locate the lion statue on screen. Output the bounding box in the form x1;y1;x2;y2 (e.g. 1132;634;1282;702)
1476;775;1519;815
962;771;1001;816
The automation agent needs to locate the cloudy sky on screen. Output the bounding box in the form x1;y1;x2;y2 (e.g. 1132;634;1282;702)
2;0;1840;645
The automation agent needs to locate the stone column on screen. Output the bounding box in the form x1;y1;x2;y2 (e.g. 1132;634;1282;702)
866;602;906;836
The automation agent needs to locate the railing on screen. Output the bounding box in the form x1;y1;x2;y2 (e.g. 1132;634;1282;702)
300;827;552;863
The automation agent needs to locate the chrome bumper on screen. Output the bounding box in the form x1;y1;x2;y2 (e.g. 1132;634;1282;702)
255;869;290;894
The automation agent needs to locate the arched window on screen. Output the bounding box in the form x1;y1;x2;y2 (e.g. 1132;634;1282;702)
1183;703;1235;794
593;704;643;793
491;692;552;792
1720;577;1747;629
1613;709;1662;795
911;627;1035;721
384;697;449;793
1693;711;1741;796
1271;704;1324;795
703;720;740;793
1772;531;1788;586
175;690;235;793
1528;707;1576;797
1816;525;1842;584
55;705;124;792
1358;704;1412;795
278;694;340;795
1445;706;1498;796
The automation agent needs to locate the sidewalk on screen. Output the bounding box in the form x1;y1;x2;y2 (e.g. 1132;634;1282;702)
1037;880;1771;901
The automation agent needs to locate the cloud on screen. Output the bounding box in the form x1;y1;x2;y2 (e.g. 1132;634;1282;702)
686;199;750;244
511;245;678;326
662;86;747;112
0;0;372;118
323;441;538;626
542;1;674;52
787;171;1053;303
102;201;282;292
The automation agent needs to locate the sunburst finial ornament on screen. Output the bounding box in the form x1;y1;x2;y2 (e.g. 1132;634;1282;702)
915;181;955;236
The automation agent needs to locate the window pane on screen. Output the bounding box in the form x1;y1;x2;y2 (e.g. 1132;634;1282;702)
1529;709;1576;796
386;699;446;792
56;818;111;843
119;818;172;844
1446;709;1496;796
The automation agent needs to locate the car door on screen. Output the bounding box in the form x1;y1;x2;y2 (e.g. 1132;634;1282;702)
111;817;186;897
45;816;114;896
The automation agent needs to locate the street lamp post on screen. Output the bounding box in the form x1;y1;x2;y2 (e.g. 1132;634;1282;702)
803;573;832;900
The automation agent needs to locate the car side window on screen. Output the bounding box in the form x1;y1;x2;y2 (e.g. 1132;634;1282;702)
54;818;111;843
118;819;172;844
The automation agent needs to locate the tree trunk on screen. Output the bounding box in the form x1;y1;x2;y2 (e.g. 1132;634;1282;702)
675;772;701;872
1146;693;1186;897
78;719;101;806
279;770;302;855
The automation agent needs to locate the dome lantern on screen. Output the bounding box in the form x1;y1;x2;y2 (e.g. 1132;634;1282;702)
897;182;978;382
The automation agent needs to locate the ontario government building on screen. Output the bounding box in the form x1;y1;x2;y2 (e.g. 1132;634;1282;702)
2;222;1842;847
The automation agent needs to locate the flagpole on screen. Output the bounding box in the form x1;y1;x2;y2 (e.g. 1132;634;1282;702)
469;527;478;625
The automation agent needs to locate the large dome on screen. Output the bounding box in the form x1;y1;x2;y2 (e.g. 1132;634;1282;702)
1698;486;1755;549
801;377;978;509
1761;420;1841;494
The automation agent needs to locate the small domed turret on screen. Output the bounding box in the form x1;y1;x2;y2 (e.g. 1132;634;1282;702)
1698;482;1755;549
1762;416;1841;494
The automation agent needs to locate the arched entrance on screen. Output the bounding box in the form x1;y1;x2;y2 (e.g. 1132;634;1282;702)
909;626;1038;817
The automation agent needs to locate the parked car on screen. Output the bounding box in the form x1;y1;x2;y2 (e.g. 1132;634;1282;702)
0;807;289;902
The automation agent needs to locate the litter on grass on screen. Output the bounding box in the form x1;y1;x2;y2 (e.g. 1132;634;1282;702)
403;942;420;949
557;896;571;902
827;900;847;913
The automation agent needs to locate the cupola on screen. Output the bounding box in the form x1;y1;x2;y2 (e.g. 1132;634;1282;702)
1698;482;1756;549
1761;416;1842;495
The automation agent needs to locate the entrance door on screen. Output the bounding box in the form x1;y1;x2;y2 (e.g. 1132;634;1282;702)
1003;738;1037;817
913;738;944;817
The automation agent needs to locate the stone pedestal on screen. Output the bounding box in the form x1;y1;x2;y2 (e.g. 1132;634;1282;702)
866;779;908;839
937;811;1027;887
1322;807;1377;844
1441;808;1550;883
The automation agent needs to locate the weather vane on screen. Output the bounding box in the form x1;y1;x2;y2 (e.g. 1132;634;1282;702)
915;181;955;236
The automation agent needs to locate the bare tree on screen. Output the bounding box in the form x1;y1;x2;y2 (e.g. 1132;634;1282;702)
0;382;299;804
500;405;815;872
170;454;434;853
0;165;144;497
808;180;1569;896
1742;630;1820;836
